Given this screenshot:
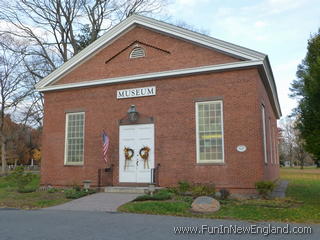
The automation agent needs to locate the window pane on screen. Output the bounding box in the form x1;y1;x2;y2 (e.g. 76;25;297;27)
65;112;85;164
197;101;223;162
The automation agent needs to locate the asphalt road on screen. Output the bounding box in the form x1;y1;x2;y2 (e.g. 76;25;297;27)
0;209;318;240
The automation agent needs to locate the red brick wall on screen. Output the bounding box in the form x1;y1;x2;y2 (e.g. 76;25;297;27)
41;26;279;193
257;75;280;181
54;26;241;85
41;67;278;193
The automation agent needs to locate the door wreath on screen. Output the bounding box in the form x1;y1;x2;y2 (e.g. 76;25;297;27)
139;146;150;169
124;147;134;170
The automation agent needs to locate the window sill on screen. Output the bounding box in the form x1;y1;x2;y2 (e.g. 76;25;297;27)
196;162;225;166
64;163;84;167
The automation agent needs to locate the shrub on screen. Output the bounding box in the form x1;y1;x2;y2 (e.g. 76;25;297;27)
8;166;37;192
255;181;275;199
65;189;87;199
219;188;230;200
17;186;37;193
177;181;191;193
167;187;179;195
174;195;193;204
64;188;96;199
191;184;215;197
71;184;81;191
48;188;59;193
134;195;152;201
134;189;173;201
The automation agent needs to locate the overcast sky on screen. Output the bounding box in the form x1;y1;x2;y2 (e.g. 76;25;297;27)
166;0;320;118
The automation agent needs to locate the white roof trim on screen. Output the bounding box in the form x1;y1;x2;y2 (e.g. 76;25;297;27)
35;15;266;89
37;60;263;92
262;58;282;117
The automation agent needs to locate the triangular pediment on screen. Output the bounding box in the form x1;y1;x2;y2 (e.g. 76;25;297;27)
51;26;245;86
36;15;266;89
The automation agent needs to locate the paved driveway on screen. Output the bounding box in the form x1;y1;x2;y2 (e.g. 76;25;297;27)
45;193;140;212
0;209;318;240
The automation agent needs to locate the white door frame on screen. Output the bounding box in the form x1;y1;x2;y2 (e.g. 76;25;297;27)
119;123;155;183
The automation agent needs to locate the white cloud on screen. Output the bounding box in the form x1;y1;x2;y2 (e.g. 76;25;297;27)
273;59;301;117
266;0;308;14
240;0;309;17
255;35;268;41
176;0;209;6
255;21;268;28
0;20;48;40
215;7;233;17
211;14;270;44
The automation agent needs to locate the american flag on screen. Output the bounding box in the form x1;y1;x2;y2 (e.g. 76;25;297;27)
102;131;109;164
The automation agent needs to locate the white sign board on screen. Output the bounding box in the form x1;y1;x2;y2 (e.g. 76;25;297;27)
236;145;247;152
117;86;156;99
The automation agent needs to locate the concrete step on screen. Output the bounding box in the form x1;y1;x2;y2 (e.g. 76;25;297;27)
104;186;163;194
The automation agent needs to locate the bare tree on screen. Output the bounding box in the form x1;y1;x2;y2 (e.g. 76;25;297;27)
279;117;295;167
115;0;165;20
170;19;210;35
0;0;168;126
279;116;310;168
0;0;168;68
294;136;307;169
0;35;30;174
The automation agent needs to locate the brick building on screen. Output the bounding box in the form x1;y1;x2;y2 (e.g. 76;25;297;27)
36;15;281;193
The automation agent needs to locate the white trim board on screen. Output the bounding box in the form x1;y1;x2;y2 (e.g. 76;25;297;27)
37;60;262;92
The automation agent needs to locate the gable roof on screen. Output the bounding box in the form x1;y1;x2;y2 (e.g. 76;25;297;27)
35;14;281;118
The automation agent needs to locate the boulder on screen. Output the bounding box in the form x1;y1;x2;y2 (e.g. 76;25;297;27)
191;196;220;213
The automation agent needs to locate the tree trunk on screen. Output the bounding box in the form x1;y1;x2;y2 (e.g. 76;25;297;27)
1;140;6;174
289;148;294;167
316;159;320;168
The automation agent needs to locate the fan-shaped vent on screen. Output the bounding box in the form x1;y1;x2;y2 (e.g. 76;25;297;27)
130;47;145;59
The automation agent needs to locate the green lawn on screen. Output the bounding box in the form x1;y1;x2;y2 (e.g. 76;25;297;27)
0;174;70;209
118;168;320;223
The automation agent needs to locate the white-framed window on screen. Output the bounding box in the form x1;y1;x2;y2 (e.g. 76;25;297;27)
196;100;224;163
269;118;273;164
64;112;85;165
262;105;268;164
274;127;279;165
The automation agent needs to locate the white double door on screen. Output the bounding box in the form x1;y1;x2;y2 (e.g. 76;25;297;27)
119;124;154;183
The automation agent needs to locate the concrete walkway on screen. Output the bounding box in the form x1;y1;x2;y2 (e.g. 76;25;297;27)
271;180;289;198
45;192;140;212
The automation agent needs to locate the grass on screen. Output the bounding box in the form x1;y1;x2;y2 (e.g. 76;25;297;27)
119;201;191;216
0;174;70;209
134;189;173;201
119;167;320;223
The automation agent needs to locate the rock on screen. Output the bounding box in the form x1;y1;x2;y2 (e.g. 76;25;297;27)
191;196;220;213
